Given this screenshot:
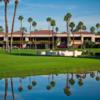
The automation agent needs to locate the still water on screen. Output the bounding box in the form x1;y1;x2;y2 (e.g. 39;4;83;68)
0;71;100;100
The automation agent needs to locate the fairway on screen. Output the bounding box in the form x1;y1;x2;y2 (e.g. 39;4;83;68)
0;52;100;78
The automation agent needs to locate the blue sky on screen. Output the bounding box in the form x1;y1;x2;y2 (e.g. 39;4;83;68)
0;0;100;32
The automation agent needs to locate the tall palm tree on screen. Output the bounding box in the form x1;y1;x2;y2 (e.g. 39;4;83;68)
46;17;51;30
90;26;95;34
50;19;56;50
0;0;9;52
64;13;72;48
10;0;19;52
32;21;37;49
20;27;27;49
69;22;75;48
77;21;84;49
28;17;33;32
46;17;52;49
18;15;24;48
28;17;33;49
96;23;100;33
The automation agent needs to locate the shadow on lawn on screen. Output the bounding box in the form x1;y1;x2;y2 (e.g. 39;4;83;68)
10;53;100;59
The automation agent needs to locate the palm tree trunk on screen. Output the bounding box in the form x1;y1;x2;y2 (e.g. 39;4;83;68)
30;23;31;49
4;2;9;52
10;1;18;52
11;78;15;100
67;22;70;49
52;27;54;50
4;79;8;100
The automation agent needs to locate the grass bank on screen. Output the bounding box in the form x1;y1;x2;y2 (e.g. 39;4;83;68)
0;52;100;78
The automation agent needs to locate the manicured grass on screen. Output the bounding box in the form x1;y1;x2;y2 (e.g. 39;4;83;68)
0;52;100;78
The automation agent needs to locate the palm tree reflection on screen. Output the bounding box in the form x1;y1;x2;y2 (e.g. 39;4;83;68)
69;73;75;86
27;77;32;90
18;78;23;92
95;71;100;81
4;79;8;100
64;74;71;96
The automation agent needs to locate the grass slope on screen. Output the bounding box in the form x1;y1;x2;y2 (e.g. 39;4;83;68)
0;53;100;78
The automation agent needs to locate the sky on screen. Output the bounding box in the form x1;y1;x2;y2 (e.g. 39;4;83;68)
0;0;100;32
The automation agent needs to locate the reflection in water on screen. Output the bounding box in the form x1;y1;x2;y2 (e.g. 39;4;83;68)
0;71;100;100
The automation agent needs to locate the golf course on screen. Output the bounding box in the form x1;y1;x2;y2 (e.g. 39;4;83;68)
0;48;100;78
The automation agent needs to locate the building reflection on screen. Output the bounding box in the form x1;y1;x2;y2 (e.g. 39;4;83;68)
1;71;100;100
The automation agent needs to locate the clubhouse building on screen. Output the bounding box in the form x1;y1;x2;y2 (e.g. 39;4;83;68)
0;30;100;49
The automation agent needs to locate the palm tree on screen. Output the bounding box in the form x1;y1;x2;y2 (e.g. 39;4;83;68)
50;19;56;50
32;21;37;49
55;27;59;33
20;27;27;49
46;17;51;30
82;25;86;31
18;16;24;30
18;15;24;48
90;26;95;34
10;0;19;52
0;26;4;32
69;22;75;48
0;0;9;52
46;17;52;49
28;17;33;49
96;23;100;33
77;21;84;49
64;13;72;48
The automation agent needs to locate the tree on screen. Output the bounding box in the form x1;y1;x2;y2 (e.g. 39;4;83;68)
32;21;37;50
18;15;24;48
0;26;4;32
55;27;59;33
69;22;75;49
83;40;95;48
28;17;33;32
20;27;27;49
96;23;100;33
10;0;19;52
77;21;84;49
46;17;52;49
90;26;95;34
0;0;9;52
46;17;51;30
18;15;24;30
64;13;72;48
28;17;33;49
51;19;56;50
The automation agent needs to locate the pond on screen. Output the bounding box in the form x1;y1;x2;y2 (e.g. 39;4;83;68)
0;71;100;100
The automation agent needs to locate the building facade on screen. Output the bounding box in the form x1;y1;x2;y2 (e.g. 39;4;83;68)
0;30;100;49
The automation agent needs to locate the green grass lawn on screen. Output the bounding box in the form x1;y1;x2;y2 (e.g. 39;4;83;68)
0;50;100;78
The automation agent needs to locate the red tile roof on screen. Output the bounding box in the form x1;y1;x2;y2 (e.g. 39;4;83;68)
12;31;26;35
0;32;5;35
31;30;56;35
73;31;92;34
